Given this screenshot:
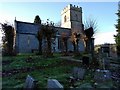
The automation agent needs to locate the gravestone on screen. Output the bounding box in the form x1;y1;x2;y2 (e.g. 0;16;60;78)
72;67;78;79
94;69;112;83
72;67;86;80
47;79;63;89
24;75;38;89
104;58;110;69
82;56;89;67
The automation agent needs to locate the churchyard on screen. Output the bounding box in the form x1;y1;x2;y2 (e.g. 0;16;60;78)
1;2;120;89
2;53;120;89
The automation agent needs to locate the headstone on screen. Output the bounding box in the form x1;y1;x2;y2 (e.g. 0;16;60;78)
94;69;112;83
24;75;37;89
72;67;78;79
104;58;110;69
72;67;86;80
82;56;89;67
47;79;63;89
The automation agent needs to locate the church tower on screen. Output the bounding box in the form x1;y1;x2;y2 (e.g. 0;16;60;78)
61;4;83;33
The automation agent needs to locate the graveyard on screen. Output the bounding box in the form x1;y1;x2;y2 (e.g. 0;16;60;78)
1;2;120;89
2;52;120;89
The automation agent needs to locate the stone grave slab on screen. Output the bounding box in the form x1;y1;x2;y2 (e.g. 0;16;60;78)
72;67;79;79
24;75;37;89
72;67;86;80
47;79;63;89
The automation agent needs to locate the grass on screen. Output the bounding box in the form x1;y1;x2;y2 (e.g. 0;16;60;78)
2;53;118;88
2;53;81;88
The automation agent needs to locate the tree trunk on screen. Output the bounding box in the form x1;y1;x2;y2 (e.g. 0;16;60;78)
117;46;120;57
47;37;52;57
73;42;76;52
38;39;42;55
65;40;68;52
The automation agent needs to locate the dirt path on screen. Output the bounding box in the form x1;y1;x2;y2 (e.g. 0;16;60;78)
59;56;82;63
2;59;81;77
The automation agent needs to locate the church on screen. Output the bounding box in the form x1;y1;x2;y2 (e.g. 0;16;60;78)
15;4;85;53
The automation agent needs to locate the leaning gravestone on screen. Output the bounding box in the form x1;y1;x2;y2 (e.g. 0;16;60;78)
47;79;63;89
72;67;86;80
94;69;112;83
24;75;38;89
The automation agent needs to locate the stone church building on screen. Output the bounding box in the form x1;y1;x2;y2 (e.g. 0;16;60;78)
15;4;85;53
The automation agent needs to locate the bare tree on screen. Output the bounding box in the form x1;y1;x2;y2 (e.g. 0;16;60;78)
61;32;68;53
41;19;57;57
54;20;61;27
84;17;98;67
84;17;98;37
70;32;80;53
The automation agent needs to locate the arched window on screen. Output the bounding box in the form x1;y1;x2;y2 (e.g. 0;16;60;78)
64;15;67;22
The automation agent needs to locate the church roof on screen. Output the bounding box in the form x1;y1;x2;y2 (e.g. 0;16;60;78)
15;20;71;36
15;20;40;35
55;27;71;36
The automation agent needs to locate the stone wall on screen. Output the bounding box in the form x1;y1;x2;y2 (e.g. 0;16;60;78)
16;34;39;53
15;20;40;53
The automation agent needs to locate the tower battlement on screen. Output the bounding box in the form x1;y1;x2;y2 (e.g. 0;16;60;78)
61;4;83;33
61;4;82;15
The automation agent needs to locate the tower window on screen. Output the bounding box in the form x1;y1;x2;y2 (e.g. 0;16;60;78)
75;14;78;20
64;15;67;22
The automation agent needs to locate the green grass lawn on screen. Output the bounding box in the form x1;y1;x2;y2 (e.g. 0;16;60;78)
2;53;82;88
2;53;117;88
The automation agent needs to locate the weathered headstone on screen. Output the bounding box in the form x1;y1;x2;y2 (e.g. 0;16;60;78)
72;67;78;79
47;79;63;89
94;69;112;83
82;56;89;67
24;75;37;89
104;58;110;69
77;68;86;80
72;67;86;80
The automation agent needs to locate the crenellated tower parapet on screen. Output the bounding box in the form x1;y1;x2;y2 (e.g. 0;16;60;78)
61;4;83;33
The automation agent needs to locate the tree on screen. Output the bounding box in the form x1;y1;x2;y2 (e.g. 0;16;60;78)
84;17;99;68
84;17;98;53
115;2;120;57
61;32;68;54
54;20;61;27
34;15;41;24
42;19;56;57
1;23;15;56
84;17;98;35
34;16;56;57
70;32;80;53
36;30;42;55
34;15;42;54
